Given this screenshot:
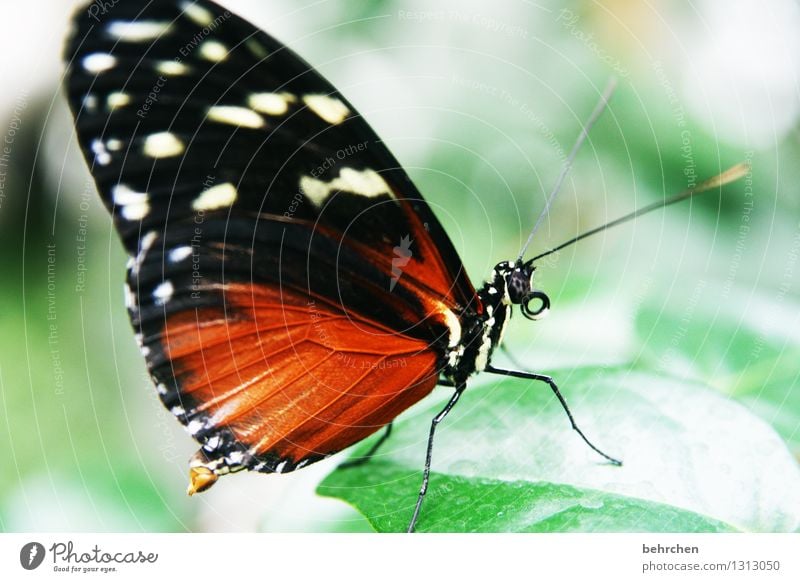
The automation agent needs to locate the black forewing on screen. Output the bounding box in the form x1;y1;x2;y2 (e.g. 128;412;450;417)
63;0;476;308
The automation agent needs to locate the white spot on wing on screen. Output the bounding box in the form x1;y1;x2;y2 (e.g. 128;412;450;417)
83;53;117;73
123;283;136;310
156;60;190;75
113;185;150;221
112;184;147;206
300;168;392;207
199;40;228;62
303;94;350;124
187;419;204;435
139;231;158;256
192;182;238;211
153;281;174;306
275;460;288;473
90;139;112;166
207;105;264;128
132;231;158;276
143;132;184;158
107;21;172;42
180;1;214;26
107;138;124;151
248;92;296;116
169;246;193;263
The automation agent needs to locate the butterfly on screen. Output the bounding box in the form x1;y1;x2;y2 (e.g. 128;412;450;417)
64;0;747;532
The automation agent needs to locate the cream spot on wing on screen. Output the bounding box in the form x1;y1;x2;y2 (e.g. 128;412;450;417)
107;92;130;109
299;167;392;207
83;94;98;112
439;306;462;348
248;92;296;116
207;105;265;128
143;132;185;158
336;168;391;197
106;138;124;151
192;183;238;211
107;21;172;42
303;94;350;124
180;1;214;26
83;53;117;73
153;281;175;305
199;40;228;62
299;176;330;207
121;200;150;221
156;60;190;75
246;38;269;59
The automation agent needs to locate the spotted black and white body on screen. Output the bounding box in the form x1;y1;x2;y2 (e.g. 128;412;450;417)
440;260;549;386
64;0;621;532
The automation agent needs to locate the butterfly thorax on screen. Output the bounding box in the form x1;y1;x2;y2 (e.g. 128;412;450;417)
441;261;529;385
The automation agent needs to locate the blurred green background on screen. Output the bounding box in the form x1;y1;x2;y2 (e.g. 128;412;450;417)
1;0;798;532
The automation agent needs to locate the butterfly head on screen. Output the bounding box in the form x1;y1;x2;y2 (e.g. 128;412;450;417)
493;260;550;321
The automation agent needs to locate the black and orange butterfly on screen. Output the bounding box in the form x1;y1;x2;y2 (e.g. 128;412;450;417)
64;0;747;531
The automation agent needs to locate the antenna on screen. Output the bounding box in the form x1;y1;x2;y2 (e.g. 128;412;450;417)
526;162;752;265
516;77;618;263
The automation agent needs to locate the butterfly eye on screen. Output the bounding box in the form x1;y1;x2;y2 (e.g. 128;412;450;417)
507;266;534;303
521;290;550;321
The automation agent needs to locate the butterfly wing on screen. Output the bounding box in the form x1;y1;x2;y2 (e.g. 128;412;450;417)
64;0;475;306
64;1;477;478
142;216;447;477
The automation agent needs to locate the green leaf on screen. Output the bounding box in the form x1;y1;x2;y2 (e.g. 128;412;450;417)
318;368;800;532
321;466;733;533
636;290;800;453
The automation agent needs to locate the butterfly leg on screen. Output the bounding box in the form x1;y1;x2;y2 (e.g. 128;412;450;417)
339;422;394;469
407;383;465;533
485;364;622;466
